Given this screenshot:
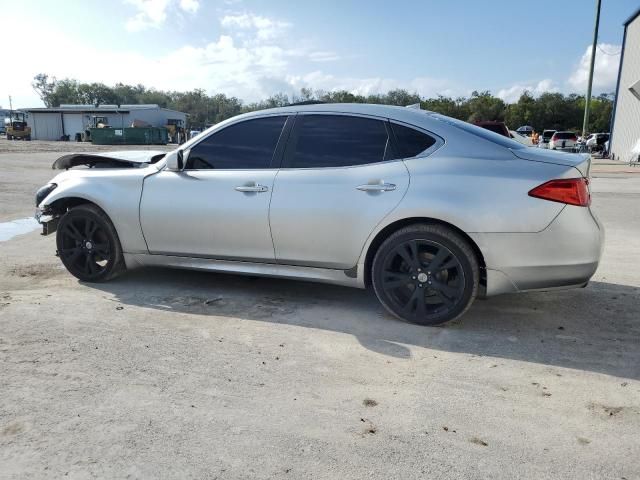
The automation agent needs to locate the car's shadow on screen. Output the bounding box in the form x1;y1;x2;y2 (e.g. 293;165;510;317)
84;267;640;380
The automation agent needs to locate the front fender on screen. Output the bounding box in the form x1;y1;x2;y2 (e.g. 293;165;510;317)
40;170;149;254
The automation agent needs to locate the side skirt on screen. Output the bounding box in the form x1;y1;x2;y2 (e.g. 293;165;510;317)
123;253;362;289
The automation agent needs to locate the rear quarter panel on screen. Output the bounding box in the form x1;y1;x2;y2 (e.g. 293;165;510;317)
390;151;569;234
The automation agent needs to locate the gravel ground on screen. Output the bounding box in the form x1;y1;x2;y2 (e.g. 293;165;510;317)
1;141;639;479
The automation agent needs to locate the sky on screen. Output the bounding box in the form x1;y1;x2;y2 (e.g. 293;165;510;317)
0;0;635;108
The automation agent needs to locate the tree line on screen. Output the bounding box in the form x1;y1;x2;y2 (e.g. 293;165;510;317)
32;73;614;133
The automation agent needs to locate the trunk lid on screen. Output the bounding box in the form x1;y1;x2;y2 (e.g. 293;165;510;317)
510;148;590;176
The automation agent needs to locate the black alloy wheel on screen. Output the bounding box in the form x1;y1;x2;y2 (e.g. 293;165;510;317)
56;204;124;282
372;224;479;326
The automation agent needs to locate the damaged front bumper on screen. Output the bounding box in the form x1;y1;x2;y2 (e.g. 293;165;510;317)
35;207;58;236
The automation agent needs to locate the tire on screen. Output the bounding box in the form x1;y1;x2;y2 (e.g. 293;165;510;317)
371;224;479;326
56;204;125;282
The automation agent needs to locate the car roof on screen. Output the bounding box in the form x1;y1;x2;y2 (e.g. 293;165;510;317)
242;103;437;122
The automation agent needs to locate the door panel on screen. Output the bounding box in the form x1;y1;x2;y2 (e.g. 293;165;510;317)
270;161;409;269
140;170;277;260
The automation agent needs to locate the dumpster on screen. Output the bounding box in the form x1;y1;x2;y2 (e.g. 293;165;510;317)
90;127;168;145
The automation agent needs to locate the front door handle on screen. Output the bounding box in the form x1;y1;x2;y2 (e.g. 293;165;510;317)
356;182;396;192
235;184;269;193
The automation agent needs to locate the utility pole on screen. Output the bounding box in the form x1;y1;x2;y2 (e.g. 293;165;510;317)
8;95;13;112
582;0;602;139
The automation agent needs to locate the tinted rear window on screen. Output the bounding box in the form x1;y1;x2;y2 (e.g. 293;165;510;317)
290;115;390;168
433;115;525;150
542;131;556;139
390;123;436;158
554;132;575;139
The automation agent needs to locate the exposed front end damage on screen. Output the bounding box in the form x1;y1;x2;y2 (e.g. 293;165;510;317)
36;149;167;236
52;150;166;170
36;209;59;236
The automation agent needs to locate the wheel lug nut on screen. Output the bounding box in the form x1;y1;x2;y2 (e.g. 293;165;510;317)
418;284;422;288
412;276;416;280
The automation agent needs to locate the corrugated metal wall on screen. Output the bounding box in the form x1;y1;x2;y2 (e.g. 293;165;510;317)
612;15;640;163
31;113;63;140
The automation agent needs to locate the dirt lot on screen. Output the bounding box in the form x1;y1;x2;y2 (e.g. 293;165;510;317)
1;139;639;479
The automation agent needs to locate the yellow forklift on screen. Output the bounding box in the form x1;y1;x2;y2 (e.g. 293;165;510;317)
165;118;186;144
5;111;31;140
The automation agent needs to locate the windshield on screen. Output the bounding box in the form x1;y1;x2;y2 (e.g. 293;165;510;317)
433;115;525;150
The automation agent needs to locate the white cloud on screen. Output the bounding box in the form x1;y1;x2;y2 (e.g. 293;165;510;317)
221;13;291;40
179;0;199;14
286;72;456;99
496;78;559;103
1;9;454;109
308;51;341;62
568;43;621;92
125;0;199;31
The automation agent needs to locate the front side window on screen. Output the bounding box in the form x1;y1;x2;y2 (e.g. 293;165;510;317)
186;116;287;170
289;115;390;168
391;123;437;158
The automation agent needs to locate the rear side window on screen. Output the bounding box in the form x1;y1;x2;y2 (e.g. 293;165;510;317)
186;116;287;169
289;115;390;168
478;124;508;136
434;114;525;150
391;123;436;158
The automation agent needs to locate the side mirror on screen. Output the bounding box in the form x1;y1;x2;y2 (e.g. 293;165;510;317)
165;149;189;171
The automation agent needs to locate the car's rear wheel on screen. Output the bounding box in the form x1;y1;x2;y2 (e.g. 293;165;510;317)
56;204;125;282
372;224;479;326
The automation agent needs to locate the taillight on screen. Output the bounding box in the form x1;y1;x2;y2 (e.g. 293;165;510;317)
528;178;591;207
551;134;558;140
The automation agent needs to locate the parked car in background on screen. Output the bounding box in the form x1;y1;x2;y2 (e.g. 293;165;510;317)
538;130;556;149
586;133;610;153
549;131;578;151
516;125;534;137
475;121;510;138
35;104;603;326
509;130;534;146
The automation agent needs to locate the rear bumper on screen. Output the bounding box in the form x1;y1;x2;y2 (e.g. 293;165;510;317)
471;205;604;296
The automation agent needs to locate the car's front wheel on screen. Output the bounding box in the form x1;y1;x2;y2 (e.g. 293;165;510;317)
56;204;125;282
372;224;479;326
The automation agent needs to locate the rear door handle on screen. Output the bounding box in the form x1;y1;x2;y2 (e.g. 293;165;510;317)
356;182;396;192
235;184;269;193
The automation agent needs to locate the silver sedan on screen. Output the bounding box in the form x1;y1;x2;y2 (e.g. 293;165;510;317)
35;104;604;325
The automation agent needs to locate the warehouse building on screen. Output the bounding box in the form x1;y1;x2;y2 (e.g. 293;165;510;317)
611;7;640;163
25;104;187;141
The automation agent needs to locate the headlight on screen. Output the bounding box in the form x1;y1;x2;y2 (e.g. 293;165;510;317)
35;183;57;206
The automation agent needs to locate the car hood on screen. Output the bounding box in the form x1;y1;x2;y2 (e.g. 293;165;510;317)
52;150;167;169
510;148;591;176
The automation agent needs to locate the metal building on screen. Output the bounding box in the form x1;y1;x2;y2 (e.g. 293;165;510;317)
611;8;640;163
25;104;187;141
